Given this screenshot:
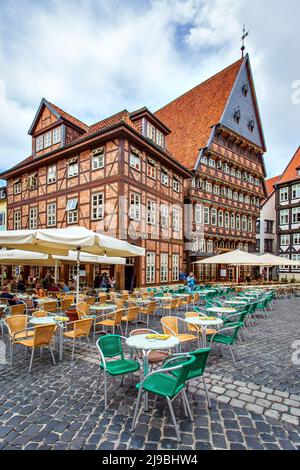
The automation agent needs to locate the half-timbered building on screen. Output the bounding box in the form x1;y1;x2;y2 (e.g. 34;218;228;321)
0;100;191;289
156;54;267;281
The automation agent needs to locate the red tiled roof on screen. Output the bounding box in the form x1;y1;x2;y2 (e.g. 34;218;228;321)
155;58;244;170
83;109;140;137
47;101;89;132
265;175;281;196
277;147;300;185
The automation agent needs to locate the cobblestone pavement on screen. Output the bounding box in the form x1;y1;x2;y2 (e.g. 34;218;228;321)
0;296;299;450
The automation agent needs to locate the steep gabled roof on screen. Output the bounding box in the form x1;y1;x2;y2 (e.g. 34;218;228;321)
155;58;244;170
28;98;89;134
276;147;300;185
83;109;139;137
265;175;281;196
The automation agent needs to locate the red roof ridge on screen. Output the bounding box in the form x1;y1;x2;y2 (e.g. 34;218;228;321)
47;100;89;132
265;175;281;196
277;146;300;185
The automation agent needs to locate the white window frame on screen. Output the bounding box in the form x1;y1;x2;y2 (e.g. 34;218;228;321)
147;159;156;179
207;239;213;253
211;208;217;226
29;207;38;229
231;213;236;229
147;200;156;225
281;234;290;246
173;176;180;193
293;233;300;245
130;151;141;171
195;204;202;224
236;214;241;230
14;182;21;195
53;126;61;144
68;162;79;178
14;210;21;230
47;203;56;227
147;122;156;141
0;211;6;228
66;198;78;224
292;207;300;224
280;209;289;225
44;131;52;149
92;192;104;220
47;165;57;184
172;254;179;281
280;187;289;202
224;212;230;229
35;135;43;152
146;252;156;284
160;253;168;283
292;184;300;199
242;215;247;231
248;217;253;232
161;168;169;186
218;211;223;227
92;150;104;170
161;204;169;228
172;208;180;231
129;193;141;221
204;207;209;225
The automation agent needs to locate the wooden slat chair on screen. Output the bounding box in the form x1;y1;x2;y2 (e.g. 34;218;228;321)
95;309;124;335
63;318;93;361
139;301;157;326
121;307;140;336
161;316;198;349
14;324;57;372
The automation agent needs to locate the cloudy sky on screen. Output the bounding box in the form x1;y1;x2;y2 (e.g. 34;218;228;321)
0;0;299;184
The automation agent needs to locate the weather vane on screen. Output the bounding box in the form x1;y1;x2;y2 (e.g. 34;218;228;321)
241;24;249;58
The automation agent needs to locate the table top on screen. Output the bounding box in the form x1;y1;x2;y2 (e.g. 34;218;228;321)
35;298;57;303
172;293;189;297
29;316;68;325
153;296;173;301
223;300;248;305
185;317;223;327
90;304;116;311
206;307;237;314
127;298;151;304
126;334;179;351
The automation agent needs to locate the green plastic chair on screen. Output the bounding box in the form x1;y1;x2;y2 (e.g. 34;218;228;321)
131;354;196;443
209;322;243;366
96;335;140;409
169;348;212;408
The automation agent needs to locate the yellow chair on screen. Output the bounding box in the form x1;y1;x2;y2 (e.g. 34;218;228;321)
15;324;57;372
160;299;178;316
161;316;198;348
139;301;157;326
121;307;140;336
181;295;193;311
193;293;200;305
40;301;58;313
4;315;34;364
32;310;49;318
76;302;90;319
10;304;26;316
96;309;124;335
86;296;97;305
63;318;93;361
58;297;73;312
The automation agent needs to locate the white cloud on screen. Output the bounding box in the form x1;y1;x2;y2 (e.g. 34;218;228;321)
0;0;299;182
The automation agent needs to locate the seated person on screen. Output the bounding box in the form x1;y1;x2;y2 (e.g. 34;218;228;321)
48;281;60;292
16;280;26;292
0;286;17;306
33;284;46;298
60;282;70;293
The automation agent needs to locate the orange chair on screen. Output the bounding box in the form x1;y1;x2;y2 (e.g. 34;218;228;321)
160;299;178;316
181;295;193;311
95;309;124;335
161;316;198;349
58;297;73;312
14;324;57;372
76;302;90;319
4;315;34;364
86;296;97;305
40;301;58;314
139;301;157;326
10;304;26;316
63;318;93;360
121;307;140;336
32;310;49;318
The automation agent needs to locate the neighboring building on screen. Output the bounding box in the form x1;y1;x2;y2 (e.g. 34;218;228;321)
156;54;267;281
274;147;300;281
0;186;7;231
0;100;191;289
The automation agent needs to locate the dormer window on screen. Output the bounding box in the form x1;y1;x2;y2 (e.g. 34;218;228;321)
36;135;43;152
234;107;241;124
129;147;141;171
242;83;249;97
44;131;52;148
53;127;62;144
248;118;255;132
146;122;155;141
156;130;164;148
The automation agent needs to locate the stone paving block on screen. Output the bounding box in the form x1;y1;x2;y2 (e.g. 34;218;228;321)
245;404;264;414
239;394;256;404
281;414;299;426
267;394;283;403
271;403;289;413
230;399;246;409
252;390;266;399
290;407;300;417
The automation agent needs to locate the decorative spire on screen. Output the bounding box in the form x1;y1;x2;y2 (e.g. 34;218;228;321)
241;24;249;58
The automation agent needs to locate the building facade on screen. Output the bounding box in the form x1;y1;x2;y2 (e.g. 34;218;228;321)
274;147;300;281
156;54;267;281
0;101;191;289
0;186;7;231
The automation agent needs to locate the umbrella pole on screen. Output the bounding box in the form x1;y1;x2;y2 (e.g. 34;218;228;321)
54;260;58;284
236;265;239;285
76;247;81;305
1;265;4;289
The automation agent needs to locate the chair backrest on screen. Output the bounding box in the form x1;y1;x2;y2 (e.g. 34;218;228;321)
188;348;211;376
115;299;124;309
145;301;157;314
41;301;57;313
10;304;26;315
98;294;107;304
73;318;93;337
61;298;73;310
126;307;140;321
97;334;124;359
193;293;200;302
5;315;28;335
162;355;196;395
130;328;158;336
112;309;125;326
86;296;96;305
76;302;90;319
33;324;56;347
161;316;178;336
32;310;48;318
185;312;201;332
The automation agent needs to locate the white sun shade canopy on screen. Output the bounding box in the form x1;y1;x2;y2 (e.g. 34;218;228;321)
0;249;55;266
0;227;145;257
53;251;126;265
193;249;263;265
258;253;300;267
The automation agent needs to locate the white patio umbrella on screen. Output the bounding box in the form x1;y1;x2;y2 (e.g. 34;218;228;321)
193;249;262;283
258;253;300;281
0;227;144;303
54;251;126;266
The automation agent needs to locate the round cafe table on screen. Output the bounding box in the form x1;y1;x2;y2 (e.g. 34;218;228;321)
223;300;248;306
90;304;116;337
126;333;179;376
206;307;237;317
29;315;68;362
185;316;223;347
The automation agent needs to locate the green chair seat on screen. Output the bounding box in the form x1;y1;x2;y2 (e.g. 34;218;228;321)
136;372;184;398
211;333;235;345
101;358;140;376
